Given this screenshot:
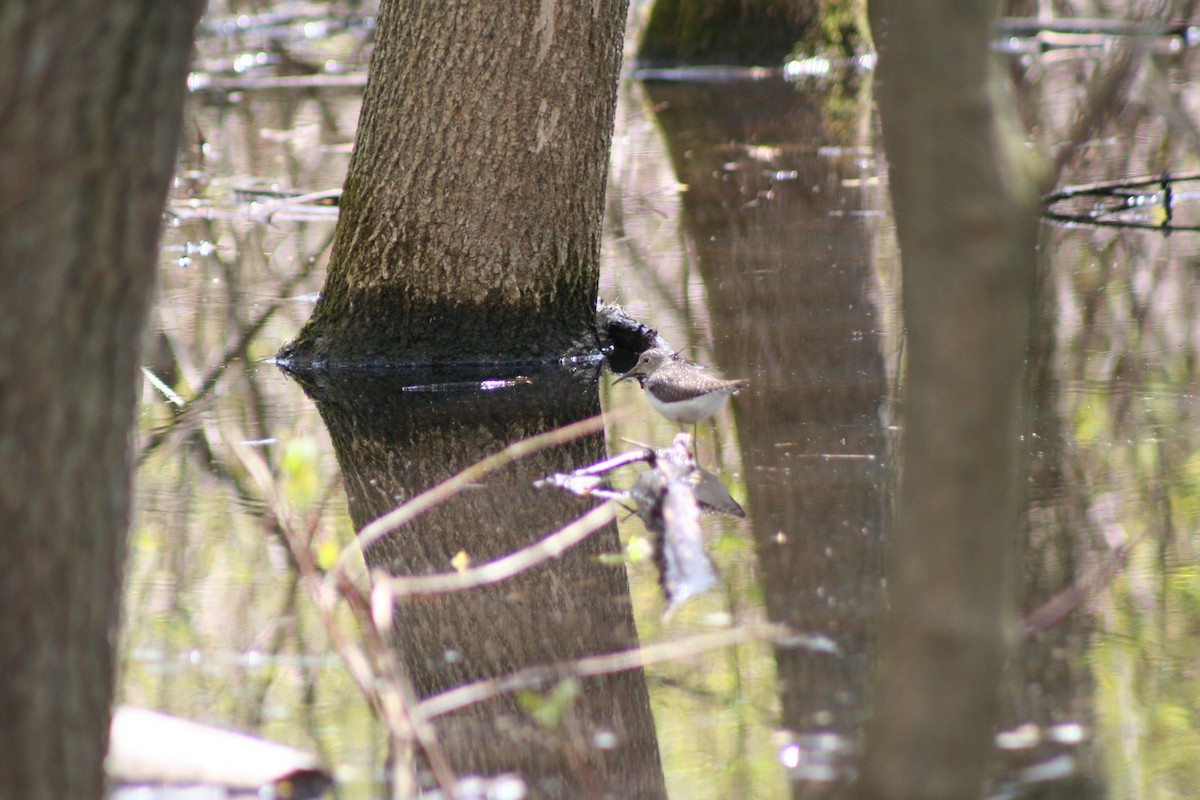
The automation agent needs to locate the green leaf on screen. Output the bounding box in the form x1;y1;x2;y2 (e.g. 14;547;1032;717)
516;679;580;728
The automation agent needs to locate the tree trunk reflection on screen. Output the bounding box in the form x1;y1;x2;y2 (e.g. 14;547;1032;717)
287;365;666;799
641;76;890;794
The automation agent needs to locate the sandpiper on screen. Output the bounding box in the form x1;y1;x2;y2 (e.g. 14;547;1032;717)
614;348;747;428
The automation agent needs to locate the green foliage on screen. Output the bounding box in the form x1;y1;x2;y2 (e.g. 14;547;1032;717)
281;436;320;509
815;0;868;55
627;533;654;563
516;679;581;729
1069;354;1200;798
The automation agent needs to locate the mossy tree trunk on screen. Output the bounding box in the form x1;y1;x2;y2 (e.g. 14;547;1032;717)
0;3;202;799
636;0;865;69
857;1;1044;798
279;0;629;368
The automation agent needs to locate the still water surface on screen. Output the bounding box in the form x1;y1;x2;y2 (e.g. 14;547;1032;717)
123;8;1200;799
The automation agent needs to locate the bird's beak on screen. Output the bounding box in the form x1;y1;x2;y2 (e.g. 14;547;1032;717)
614;362;644;383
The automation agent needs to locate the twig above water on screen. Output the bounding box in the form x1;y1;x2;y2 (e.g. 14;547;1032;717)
325;412;615;590
418;620;834;719
372;501;618;601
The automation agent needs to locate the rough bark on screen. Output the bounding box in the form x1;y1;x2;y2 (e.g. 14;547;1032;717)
279;0;629;367
857;1;1044;798
0;3;202;800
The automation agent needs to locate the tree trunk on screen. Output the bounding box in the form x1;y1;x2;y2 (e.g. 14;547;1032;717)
279;0;629;367
856;2;1045;798
0;3;202;799
636;0;841;69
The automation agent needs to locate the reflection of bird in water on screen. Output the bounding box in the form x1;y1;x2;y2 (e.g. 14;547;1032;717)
615;349;747;452
630;435;722;613
688;465;745;519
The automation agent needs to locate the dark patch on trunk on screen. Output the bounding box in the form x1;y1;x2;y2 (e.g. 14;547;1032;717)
278;276;601;368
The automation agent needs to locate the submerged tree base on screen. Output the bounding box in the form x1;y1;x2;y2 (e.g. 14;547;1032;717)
277;298;665;370
277;285;598;369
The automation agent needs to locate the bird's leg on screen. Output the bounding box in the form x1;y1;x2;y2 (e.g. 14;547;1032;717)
675;423;691;458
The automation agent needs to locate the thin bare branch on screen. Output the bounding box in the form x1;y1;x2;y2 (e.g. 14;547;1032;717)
222;431;460;797
1048;6;1169;181
417;621;829;719
376;501;618;599
193;73;368;91
138;249;328;465
325;411;616;587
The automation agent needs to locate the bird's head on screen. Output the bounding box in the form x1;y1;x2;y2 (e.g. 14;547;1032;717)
614;347;671;385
